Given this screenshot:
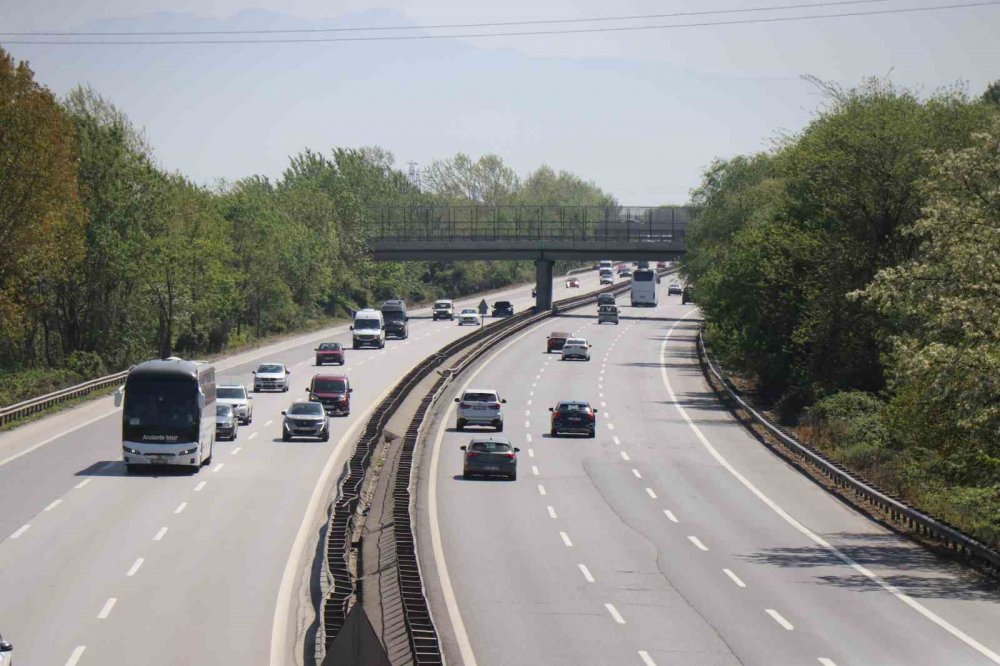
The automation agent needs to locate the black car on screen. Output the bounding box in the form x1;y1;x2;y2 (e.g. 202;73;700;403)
549;401;596;437
492;300;514;317
381;300;409;339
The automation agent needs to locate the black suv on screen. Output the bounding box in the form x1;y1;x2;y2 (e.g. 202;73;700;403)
381;300;409;339
492;300;514;317
549;401;596;437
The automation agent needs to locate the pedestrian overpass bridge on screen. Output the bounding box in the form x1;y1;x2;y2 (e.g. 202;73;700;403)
367;205;688;309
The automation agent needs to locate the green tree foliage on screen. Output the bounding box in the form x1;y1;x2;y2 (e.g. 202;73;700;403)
982;80;1000;108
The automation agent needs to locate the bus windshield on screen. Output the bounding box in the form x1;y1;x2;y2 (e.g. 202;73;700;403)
633;270;655;282
123;380;199;443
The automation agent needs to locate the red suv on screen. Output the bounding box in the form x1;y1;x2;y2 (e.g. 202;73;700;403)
307;374;353;416
547;331;570;353
315;342;345;366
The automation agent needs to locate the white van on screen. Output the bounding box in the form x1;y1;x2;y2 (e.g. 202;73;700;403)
598;259;613;272
352;308;386;349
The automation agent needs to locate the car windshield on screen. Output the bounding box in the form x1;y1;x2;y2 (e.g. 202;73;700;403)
355;319;380;329
470;441;512;453
216;404;234;417
384;311;405;321
434;301;451;308
217;387;246;399
670;282;680;287
461;309;477;315
313;379;347;393
258;364;284;373
463;392;497;403
318;343;341;351
550;332;569;339
495;301;511;307
288;402;324;416
565;339;586;346
557;403;591;412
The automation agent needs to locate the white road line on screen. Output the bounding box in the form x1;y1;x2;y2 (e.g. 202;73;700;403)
64;646;87;666
601;401;607;408
525;433;532;443
607;423;615;430
631;468;642;479
547;505;558;519
174;502;187;514
766;608;794;630
559;531;573;547
97;597;117;619
526;400;532;406
817;659;838;666
10;524;31;539
538;484;547;496
529;391;534;397
645;487;657;499
212;463;224;472
723;568;747;588
578;563;595;583
658;312;1000;664
638;651;657;666
663;509;679;523
194;481;207;492
153;527;168;541
524;420;530;428
620;451;630;461
525;410;530;416
532;382;536;388
612;436;621;446
231;446;243;456
599;392;605;399
687;536;708;551
531;466;540;476
127;558;144;577
604;603;626;624
264;419;273;427
603;411;610;418
535;375;541;381
44;499;63;512
248;432;258;440
75;479;91;489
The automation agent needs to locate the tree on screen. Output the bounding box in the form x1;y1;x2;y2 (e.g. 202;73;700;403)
982;80;1000;108
423;153;519;204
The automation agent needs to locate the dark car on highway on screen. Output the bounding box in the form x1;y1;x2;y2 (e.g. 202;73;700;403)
307;374;353;416
314;342;345;366
492;300;514;317
682;285;695;305
547;331;570;353
461;436;519;480
549;401;597;437
215;403;239;441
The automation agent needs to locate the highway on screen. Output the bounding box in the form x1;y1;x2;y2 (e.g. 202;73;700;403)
0;273;601;666
419;285;1000;665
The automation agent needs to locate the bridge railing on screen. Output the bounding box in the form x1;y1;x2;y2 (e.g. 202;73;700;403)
367;205;690;244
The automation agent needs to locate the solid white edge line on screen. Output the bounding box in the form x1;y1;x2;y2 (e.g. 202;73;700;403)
64;646;87;666
638;650;657;666
560;531;573;547
660;312;1000;663
765;608;794;630
97;597;117;619
604;602;626;624
127;558;144;577
723;568;747;588
0;408;113;468
578;563;595;583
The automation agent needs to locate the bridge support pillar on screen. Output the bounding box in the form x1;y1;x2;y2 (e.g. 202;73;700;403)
534;259;554;311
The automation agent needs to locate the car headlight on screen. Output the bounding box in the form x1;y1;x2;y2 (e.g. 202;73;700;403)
179;447;198;456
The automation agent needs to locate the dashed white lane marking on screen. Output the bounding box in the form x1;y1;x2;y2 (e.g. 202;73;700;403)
578;563;595;583
723;568;747;588
603;412;610;419
528;448;535;458
538;485;547;496
607;423;615;430
127;558;144;577
64;646;87;666
766;608;794;630
231;446;243;456
212;463;224;472
529;391;535;397
525;410;530;416
97;597;117;619
75;479;91;489
817;659;838;666
631;469;642;479
639;651;657;666
194;481;207;492
688;536;709;551
44;499;63;512
524;420;530;428
11;524;31;539
559;531;573;547
612;436;621;446
620;451;630;461
532;383;536;389
645;488;657;499
534;375;541;381
601;401;607;408
264;419;273;427
248;432;258;440
604;603;626;624
531;466;540;476
153;527;168;541
547;506;558;519
525;433;533;443
663;510;679;523
174;502;187;514
526;400;532;406
599;392;605;399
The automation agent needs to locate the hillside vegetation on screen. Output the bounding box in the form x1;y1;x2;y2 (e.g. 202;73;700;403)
684;78;1000;548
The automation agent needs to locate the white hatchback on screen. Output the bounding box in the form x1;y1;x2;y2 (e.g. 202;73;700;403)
561;338;592;361
455;389;506;431
457;308;481;326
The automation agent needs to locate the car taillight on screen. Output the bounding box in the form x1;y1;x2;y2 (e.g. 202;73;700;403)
488;403;500;409
588;412;596;421
466;451;481;458
552;411;561;419
505;452;516;459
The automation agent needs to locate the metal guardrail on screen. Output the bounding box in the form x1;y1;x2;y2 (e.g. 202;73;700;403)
317;274;646;663
697;331;1000;576
0;371;128;427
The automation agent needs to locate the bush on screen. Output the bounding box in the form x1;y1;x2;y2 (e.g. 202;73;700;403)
65;350;107;379
0;367;85;407
805;391;892;451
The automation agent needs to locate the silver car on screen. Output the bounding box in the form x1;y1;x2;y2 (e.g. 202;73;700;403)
217;384;253;423
215;403;239;441
457;308;480;326
281;400;330;441
253;362;289;392
561;338;592;361
0;634;12;666
455;389;506;432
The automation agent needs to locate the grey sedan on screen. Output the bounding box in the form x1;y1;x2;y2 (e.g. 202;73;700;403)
461;436;519;480
281;400;330;441
215;403;239;441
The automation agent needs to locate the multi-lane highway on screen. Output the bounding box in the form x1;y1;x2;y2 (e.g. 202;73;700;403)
0;273;602;666
420;287;1000;665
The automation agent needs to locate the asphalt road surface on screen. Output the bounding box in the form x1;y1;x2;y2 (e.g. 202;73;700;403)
420;286;1000;666
0;273;601;666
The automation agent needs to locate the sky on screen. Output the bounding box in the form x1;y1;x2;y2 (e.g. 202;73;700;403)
2;0;998;203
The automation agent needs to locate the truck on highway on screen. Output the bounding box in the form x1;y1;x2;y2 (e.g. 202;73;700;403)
630;267;659;307
114;357;217;473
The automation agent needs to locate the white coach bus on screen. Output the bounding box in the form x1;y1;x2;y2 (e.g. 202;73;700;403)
630;268;659;307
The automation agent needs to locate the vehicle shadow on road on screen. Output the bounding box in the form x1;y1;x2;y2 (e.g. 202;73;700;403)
75;461;197;477
451;474;515;482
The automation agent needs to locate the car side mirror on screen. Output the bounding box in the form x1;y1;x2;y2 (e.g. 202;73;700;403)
348;388;354;393
501;399;507;404
313;348;319;351
349;325;354;330
281;411;287;415
548;407;554;412
114;387;124;407
454;397;460;403
305;387;310;391
514;448;520;453
286;370;290;374
252;370;257;374
460;445;467;451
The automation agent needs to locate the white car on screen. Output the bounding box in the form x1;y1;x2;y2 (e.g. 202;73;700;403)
253;362;290;392
216;384;253;424
455;388;506;431
457;308;481;326
0;634;12;666
432;299;454;320
561;338;592;361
